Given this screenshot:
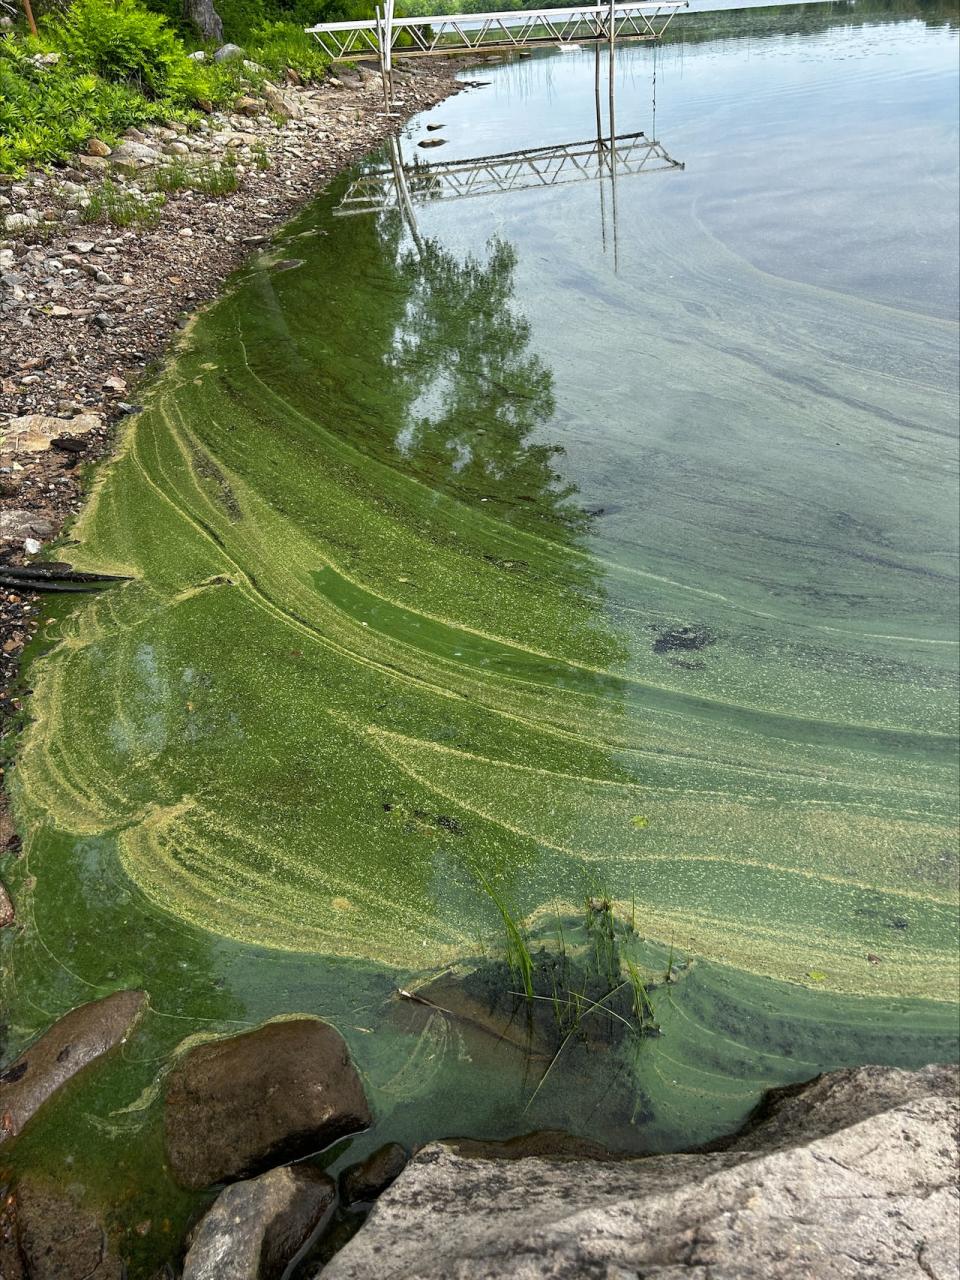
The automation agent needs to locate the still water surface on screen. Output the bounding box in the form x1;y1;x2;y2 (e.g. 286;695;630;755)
4;2;959;1270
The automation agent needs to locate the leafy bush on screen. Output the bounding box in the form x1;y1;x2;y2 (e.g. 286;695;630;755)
0;0;253;175
0;34;172;173
0;0;340;176
48;0;194;97
245;19;329;80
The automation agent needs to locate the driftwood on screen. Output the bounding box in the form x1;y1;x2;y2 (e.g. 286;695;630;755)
0;564;131;593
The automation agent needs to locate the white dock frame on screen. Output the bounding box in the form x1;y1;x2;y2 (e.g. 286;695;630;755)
306;2;687;62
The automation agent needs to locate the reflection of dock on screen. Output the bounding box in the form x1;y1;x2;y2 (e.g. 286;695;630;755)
307;2;686;61
334;133;683;215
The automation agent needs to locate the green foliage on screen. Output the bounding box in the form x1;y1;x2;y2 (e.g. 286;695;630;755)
0;0;254;175
48;0;191;97
206;0;377;42
478;874;535;999
245;19;329;80
0;34;172;174
0;0;336;175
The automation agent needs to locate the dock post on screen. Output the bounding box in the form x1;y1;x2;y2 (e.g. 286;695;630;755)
375;5;390;109
385;0;395;104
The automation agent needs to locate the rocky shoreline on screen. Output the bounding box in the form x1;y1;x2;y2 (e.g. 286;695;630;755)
1;992;956;1278
0;53;464;895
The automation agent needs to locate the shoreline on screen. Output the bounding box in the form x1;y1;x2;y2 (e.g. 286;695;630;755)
0;56;464;884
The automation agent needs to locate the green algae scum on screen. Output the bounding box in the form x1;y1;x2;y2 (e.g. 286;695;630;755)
2;0;959;1272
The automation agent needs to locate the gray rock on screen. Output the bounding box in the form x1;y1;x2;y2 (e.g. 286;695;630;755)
183;1165;335;1280
3;213;38;233
214;43;246;62
109;140;161;170
0;509;56;541
321;1064;960;1280
164;1018;372;1189
0;991;147;1143
262;82;302;121
340;1142;408;1207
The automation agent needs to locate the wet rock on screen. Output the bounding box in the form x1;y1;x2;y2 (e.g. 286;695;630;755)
164;1018;372;1189
394;972;554;1059
183;1165;335;1280
339;1142;408;1207
0;991;147;1143
321;1064;959;1280
0;1189;25;1280
5;1176;122;1280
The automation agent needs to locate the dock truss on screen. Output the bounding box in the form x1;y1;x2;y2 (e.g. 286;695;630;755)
334;132;683;216
306;2;687;62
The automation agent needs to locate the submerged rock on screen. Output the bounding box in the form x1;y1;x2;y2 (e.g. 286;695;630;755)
4;1176;123;1279
320;1064;959;1280
339;1142;408;1208
0;990;147;1143
182;1164;336;1280
164;1018;371;1189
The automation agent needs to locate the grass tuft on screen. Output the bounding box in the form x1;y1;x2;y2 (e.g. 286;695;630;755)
79;179;164;227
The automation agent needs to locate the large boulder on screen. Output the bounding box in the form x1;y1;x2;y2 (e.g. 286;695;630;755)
0;990;147;1142
164;1018;371;1189
182;1165;336;1280
320;1064;959;1280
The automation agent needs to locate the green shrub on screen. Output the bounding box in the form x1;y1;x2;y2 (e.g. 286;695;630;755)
246;19;330;81
0;34;171;173
48;0;193;98
0;0;252;175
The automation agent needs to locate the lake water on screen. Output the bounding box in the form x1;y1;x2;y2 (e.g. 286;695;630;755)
4;2;959;1273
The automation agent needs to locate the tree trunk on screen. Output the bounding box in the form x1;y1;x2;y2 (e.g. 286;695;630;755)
183;0;224;44
21;0;38;38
